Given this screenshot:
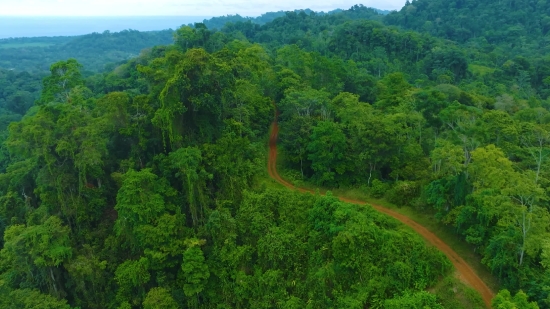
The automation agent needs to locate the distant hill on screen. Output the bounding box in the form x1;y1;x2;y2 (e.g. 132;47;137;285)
384;0;550;56
331;8;391;15
0;5;390;73
203;5;389;30
0;30;174;73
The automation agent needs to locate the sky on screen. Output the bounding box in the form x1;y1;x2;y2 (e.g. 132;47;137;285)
0;0;406;17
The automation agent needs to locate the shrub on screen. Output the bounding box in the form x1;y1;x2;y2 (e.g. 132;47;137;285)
385;181;420;206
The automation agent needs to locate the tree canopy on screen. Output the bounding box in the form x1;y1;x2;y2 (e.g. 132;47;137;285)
1;2;550;308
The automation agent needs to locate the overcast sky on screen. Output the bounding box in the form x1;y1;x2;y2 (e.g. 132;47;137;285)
0;0;406;17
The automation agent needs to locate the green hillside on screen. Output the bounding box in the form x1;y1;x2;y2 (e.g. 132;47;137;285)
385;0;550;57
0;30;174;73
202;5;388;30
0;3;549;309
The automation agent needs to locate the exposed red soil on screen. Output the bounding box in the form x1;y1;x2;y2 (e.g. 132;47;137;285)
268;116;494;308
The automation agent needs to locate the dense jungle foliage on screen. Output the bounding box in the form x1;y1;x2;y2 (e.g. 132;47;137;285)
202;7;390;30
386;0;550;57
0;6;386;74
1;2;550;309
0;29;457;309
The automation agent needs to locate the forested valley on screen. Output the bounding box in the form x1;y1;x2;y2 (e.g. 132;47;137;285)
0;2;549;308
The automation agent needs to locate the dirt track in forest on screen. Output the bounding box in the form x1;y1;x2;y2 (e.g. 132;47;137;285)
267;115;494;308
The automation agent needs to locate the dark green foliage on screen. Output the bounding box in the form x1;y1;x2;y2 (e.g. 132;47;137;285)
385;0;550;53
307;121;348;186
0;31;455;307
0;69;44;129
225;189;451;308
2;2;550;307
0;288;72;309
203;6;389;31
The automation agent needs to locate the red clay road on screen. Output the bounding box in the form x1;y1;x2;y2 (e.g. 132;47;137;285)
268;116;494;308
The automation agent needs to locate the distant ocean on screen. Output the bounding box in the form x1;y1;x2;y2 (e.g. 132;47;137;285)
0;16;212;39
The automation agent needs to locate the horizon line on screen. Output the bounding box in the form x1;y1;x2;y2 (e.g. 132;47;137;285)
0;15;213;17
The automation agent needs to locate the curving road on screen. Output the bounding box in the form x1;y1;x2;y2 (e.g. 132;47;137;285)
267;114;494;308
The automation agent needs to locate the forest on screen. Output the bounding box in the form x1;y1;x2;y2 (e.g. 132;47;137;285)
0;2;549;309
0;8;384;74
0;30;175;73
202;7;390;30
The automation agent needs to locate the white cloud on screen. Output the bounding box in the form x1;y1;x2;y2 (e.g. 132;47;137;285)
0;0;406;16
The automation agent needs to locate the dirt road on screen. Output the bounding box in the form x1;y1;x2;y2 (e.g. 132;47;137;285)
268;117;494;308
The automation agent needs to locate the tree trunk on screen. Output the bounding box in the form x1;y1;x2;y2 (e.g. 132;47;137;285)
300;156;304;179
50;267;59;297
